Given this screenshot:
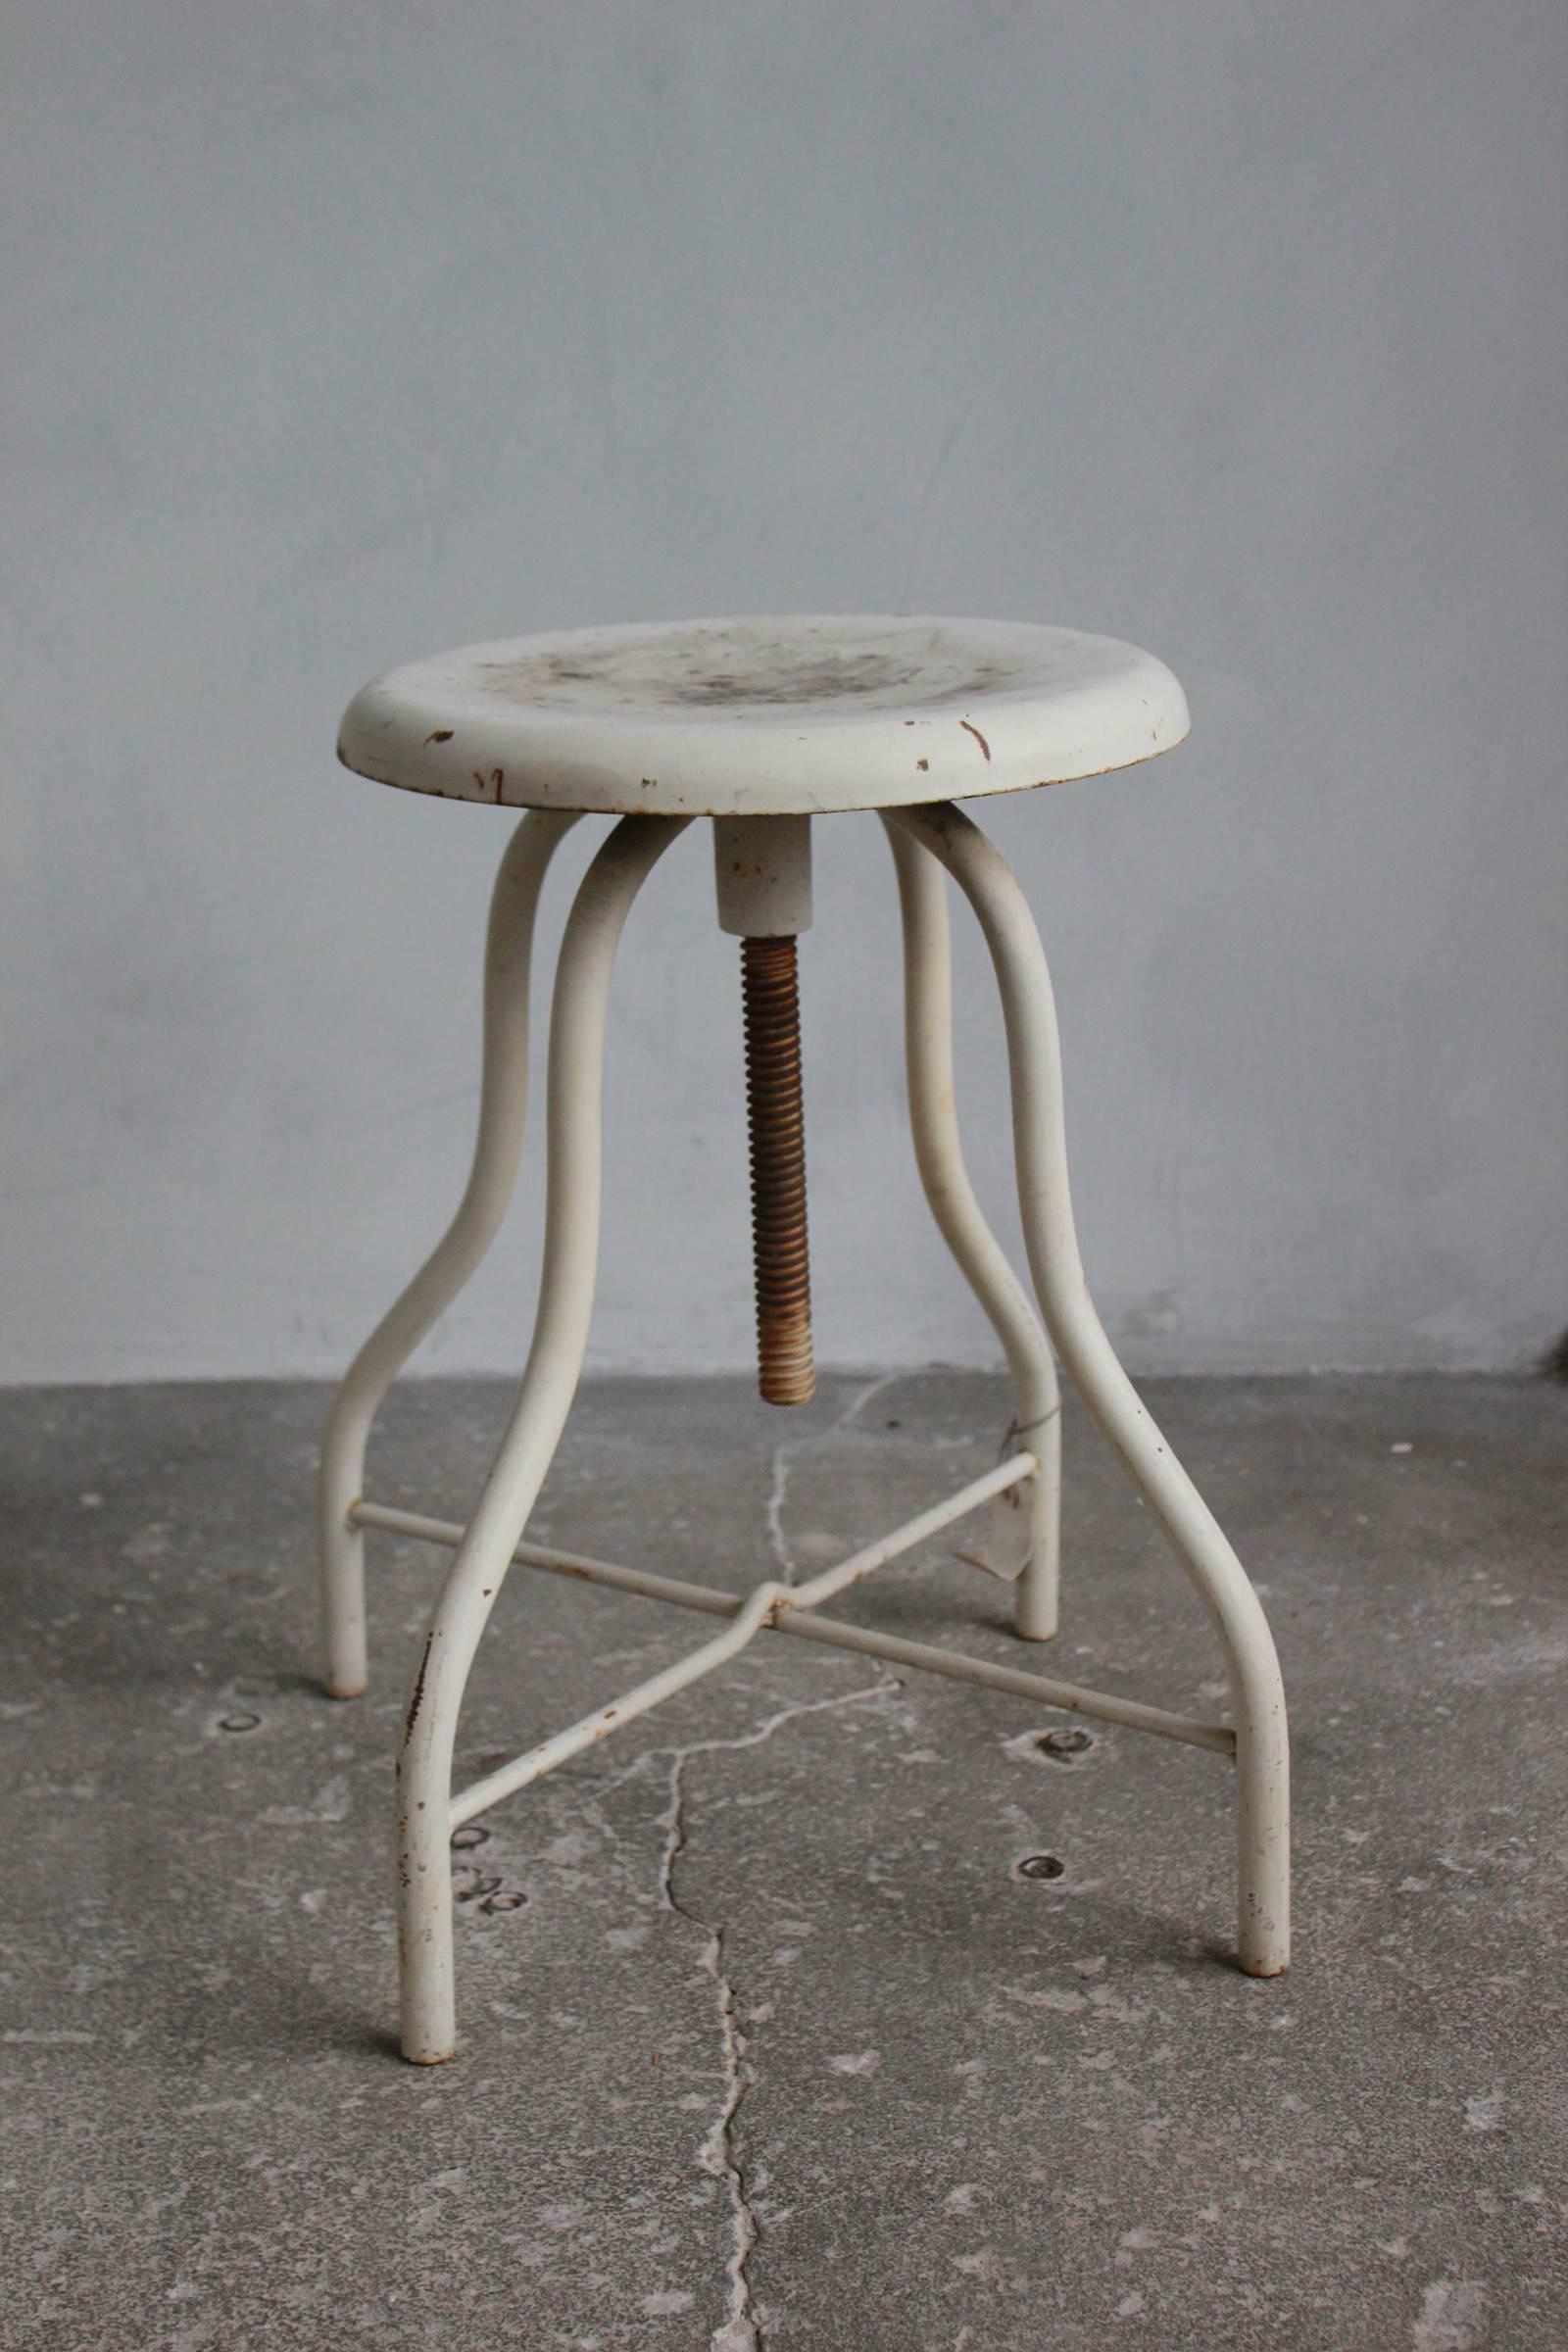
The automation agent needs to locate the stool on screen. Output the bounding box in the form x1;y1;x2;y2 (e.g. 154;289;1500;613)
318;614;1290;2065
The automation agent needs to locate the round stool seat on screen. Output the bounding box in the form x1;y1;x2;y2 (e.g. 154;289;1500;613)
337;614;1189;818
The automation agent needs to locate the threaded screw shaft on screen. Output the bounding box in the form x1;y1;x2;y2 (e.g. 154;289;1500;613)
740;935;813;1407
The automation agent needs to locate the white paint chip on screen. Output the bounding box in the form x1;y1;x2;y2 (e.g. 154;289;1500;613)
260;1775;350;1826
827;2051;880;2077
1412;2279;1489;2349
1004;1983;1088;2014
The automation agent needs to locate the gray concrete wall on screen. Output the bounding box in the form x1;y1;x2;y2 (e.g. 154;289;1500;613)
5;2;1565;1383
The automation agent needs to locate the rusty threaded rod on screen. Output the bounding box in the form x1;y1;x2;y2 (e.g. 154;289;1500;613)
740;934;813;1406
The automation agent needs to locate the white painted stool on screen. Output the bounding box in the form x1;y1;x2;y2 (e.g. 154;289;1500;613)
319;615;1289;2064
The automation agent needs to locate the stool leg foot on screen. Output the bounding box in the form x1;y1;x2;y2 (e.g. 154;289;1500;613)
395;815;690;2061
882;819;1061;1638
890;804;1290;1977
317;811;581;1698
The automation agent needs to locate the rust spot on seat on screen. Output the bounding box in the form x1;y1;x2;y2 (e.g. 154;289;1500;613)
958;719;991;762
424;729;454;745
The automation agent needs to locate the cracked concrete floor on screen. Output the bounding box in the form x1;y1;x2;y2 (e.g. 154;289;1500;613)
2;1371;1565;2350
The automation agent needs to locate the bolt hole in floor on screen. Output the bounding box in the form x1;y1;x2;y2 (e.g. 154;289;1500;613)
450;1825;527;1912
1035;1726;1094;1762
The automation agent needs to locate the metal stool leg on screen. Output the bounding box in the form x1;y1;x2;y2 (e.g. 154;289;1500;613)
317;810;580;1698
397;813;689;2062
882;818;1062;1639
889;802;1289;1977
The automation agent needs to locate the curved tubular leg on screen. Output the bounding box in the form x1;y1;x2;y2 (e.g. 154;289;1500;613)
318;810;581;1698
882;818;1062;1640
889;803;1289;1978
398;813;690;2063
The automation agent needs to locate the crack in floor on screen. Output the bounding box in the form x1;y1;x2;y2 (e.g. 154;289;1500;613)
765;1371;902;1584
626;1371;910;2347
660;1749;756;2352
656;1684;897;2352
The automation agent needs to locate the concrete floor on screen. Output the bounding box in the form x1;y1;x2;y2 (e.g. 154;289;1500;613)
1;1371;1564;2350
